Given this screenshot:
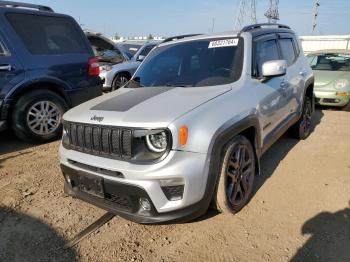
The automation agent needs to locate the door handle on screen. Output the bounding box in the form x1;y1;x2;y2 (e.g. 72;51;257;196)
299;70;307;77
280;80;289;89
0;64;12;71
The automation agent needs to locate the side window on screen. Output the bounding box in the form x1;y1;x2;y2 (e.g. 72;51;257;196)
0;36;9;56
279;38;296;66
0;41;5;56
139;45;156;57
255;39;279;76
7;13;88;55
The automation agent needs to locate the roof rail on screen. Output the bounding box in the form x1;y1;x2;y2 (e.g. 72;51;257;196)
162;34;203;43
0;1;54;12
240;23;291;33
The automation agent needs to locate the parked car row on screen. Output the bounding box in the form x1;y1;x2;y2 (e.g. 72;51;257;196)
100;41;160;91
1;1;348;225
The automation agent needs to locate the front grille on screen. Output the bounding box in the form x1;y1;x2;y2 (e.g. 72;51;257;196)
64;122;133;160
105;193;131;210
322;98;338;103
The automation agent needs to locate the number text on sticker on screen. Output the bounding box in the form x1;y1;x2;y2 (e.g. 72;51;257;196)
209;39;239;49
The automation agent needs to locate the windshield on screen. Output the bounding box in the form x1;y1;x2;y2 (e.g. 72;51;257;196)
117;43;143;59
308;53;350;71
127;37;244;88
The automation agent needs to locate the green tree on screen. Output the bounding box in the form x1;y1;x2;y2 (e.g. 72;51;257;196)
114;33;120;40
147;34;154;40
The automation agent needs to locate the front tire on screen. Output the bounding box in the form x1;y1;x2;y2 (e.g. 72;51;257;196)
215;135;256;214
111;73;130;91
12;89;68;143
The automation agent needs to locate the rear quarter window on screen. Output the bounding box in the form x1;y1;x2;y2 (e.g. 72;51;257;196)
6;13;89;55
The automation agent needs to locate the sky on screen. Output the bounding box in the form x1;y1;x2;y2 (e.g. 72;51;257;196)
25;0;350;37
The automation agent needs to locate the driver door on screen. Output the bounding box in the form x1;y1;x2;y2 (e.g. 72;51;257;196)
253;34;289;147
0;31;24;99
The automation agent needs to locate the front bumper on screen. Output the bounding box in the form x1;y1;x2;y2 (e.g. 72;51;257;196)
314;89;350;107
59;145;209;223
0;99;10;132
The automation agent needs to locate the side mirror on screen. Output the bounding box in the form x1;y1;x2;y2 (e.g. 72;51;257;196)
137;55;146;62
262;60;287;78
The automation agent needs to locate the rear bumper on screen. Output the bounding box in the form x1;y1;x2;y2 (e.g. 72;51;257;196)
99;71;112;92
315;90;350;107
61;164;207;224
66;84;103;108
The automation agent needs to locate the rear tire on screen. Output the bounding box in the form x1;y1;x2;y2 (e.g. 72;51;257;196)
215;135;256;214
111;73;130;91
12;89;68;143
289;96;313;140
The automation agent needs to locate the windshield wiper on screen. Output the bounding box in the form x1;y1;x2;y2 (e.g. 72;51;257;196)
166;84;194;87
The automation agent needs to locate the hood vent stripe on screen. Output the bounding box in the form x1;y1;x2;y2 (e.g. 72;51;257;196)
91;87;173;112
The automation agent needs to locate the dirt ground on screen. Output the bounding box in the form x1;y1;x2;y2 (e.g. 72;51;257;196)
0;106;349;262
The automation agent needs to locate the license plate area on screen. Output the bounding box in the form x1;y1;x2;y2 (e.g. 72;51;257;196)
76;173;105;198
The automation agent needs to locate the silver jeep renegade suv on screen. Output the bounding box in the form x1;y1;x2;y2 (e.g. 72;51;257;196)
59;24;314;224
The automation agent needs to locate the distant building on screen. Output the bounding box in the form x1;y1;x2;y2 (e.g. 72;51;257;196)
111;35;165;43
300;35;350;54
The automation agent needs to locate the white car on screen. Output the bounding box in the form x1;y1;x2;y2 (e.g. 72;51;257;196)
100;41;160;91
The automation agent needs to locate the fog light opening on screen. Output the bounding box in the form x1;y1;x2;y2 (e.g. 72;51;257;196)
139;198;151;211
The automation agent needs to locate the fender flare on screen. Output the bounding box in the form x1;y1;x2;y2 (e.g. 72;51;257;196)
6;76;72;106
195;114;262;214
303;76;315;113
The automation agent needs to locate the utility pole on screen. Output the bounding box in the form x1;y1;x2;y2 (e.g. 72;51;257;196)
234;0;257;30
312;0;320;33
264;0;280;23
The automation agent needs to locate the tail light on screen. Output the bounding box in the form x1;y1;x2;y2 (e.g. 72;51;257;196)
88;57;100;76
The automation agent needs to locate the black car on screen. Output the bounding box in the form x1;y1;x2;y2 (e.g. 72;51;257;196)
0;1;102;142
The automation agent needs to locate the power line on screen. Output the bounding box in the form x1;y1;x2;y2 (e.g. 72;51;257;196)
234;0;257;30
312;0;321;33
264;0;280;23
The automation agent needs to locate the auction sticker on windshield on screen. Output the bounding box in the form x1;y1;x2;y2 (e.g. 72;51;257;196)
209;38;239;49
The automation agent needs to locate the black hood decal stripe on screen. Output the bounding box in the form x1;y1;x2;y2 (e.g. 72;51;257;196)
91;87;173;112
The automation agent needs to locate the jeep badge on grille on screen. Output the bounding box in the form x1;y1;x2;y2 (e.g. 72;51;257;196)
90;115;104;122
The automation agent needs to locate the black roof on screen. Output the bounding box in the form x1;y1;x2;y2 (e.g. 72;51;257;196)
0;1;53;12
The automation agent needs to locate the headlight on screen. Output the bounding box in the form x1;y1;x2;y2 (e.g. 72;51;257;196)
334;79;349;89
62;123;70;148
100;65;113;72
132;129;172;162
146;131;168;153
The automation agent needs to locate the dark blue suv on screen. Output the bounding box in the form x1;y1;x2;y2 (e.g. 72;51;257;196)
0;1;102;142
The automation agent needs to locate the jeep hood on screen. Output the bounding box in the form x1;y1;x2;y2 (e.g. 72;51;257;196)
63;86;231;128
